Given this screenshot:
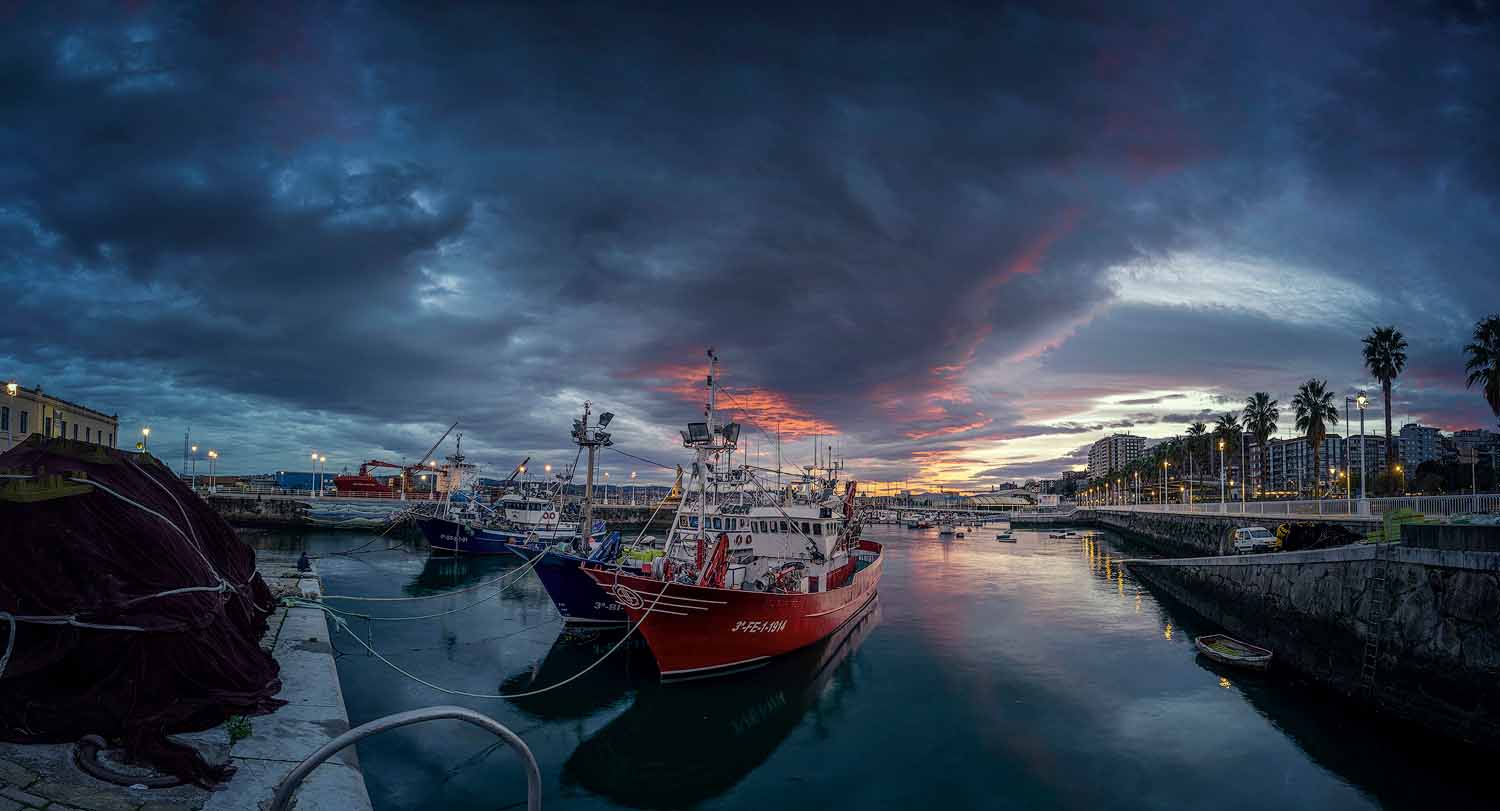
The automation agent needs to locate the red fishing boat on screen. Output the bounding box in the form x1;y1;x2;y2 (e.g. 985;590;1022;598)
584;349;884;680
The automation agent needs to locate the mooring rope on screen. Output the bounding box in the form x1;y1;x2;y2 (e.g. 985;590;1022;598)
313;550;549;621
288;577;673;700
0;612;14;680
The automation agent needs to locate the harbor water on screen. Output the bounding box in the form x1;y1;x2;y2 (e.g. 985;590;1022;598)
254;526;1490;810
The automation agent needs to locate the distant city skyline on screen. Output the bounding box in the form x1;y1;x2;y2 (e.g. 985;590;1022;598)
4;3;1499;487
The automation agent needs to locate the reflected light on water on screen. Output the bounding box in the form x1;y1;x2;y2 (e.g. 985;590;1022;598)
1164;621;1174;640
1220;677;1234;689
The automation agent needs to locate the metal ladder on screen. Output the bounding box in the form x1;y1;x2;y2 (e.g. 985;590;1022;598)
1359;544;1391;695
269;706;542;811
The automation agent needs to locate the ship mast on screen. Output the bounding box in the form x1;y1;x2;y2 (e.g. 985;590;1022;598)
571;401;614;552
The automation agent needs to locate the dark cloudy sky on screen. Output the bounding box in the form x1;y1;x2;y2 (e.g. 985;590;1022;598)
4;1;1499;488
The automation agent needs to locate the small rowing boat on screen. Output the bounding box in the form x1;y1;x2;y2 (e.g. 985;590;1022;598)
1194;634;1273;670
995;532;1016;542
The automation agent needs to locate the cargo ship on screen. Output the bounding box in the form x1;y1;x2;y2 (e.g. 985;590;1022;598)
584;349;883;680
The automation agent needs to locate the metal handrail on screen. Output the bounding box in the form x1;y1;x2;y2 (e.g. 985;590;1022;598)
268;706;542;811
1084;492;1500;519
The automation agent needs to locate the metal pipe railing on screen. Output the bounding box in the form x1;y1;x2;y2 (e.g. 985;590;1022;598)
269;705;542;811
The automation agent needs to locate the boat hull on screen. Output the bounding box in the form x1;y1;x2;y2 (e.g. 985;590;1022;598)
1194;634;1273;670
584;540;883;680
415;516;597;555
507;546;630;625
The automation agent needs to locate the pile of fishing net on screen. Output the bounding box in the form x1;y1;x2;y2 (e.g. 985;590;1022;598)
0;436;284;786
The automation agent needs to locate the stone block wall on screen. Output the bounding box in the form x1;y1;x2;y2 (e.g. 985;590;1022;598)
1127;546;1500;748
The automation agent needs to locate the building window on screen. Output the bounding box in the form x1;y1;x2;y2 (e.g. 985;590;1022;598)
0;406;7;432
20;411;28;434
45;416;52;436
108;431;113;446
85;427;91;442
73;423;79;440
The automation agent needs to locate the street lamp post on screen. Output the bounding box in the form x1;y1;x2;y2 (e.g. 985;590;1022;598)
1161;461;1168;508
320;455;328;497
208;450;218;493
1218;439;1226;513
141;426;151;452
310;452;320;498
190;444;199;491
1357;392;1368;509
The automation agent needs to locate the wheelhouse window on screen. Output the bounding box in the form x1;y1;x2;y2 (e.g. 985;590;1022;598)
712;517;722;529
812;523;822;535
801;522;811;534
778;521;788;532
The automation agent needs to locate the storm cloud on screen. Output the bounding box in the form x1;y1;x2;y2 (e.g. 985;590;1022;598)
3;1;1499;486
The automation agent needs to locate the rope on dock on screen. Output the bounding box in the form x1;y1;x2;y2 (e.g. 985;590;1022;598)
0;612;13;679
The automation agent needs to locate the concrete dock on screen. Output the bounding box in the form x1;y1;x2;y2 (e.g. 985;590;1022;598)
0;551;370;811
203;551;372;811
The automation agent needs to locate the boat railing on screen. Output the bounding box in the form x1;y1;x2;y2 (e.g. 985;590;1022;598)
269;705;541;811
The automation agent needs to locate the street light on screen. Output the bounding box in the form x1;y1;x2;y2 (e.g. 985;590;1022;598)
141;426;151;451
207;450;218;493
191;444;198;491
1218;439;1226;511
311;452;320;498
1355;392;1368;508
4;381;16;397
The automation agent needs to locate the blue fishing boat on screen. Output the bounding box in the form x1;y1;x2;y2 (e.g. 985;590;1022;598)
507;532;629;625
415;514;605;555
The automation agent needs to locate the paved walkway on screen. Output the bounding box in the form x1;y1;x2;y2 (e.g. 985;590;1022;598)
0;549;370;811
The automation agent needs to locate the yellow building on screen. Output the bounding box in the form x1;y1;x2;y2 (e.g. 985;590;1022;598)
2;381;119;453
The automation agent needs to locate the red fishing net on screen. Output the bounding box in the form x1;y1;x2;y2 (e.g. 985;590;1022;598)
0;436;285;786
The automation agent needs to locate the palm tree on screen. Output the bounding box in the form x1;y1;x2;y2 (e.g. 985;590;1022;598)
1213;412;1241;468
1185;422;1208;493
1362;325;1408;468
1464;315;1500;420
1293;379;1339;497
1242;392;1280;497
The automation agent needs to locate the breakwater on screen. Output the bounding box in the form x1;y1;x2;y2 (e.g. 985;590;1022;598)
1126;541;1500;748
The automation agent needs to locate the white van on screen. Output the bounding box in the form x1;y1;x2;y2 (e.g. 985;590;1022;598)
1231;527;1276;554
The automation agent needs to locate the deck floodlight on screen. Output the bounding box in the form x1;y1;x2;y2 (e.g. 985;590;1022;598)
723;422;741;446
687;422;710;443
598;411;614;427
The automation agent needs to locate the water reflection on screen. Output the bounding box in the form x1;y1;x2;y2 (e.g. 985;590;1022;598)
501;629;657;721
403;551;520;596
562;597;882;809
